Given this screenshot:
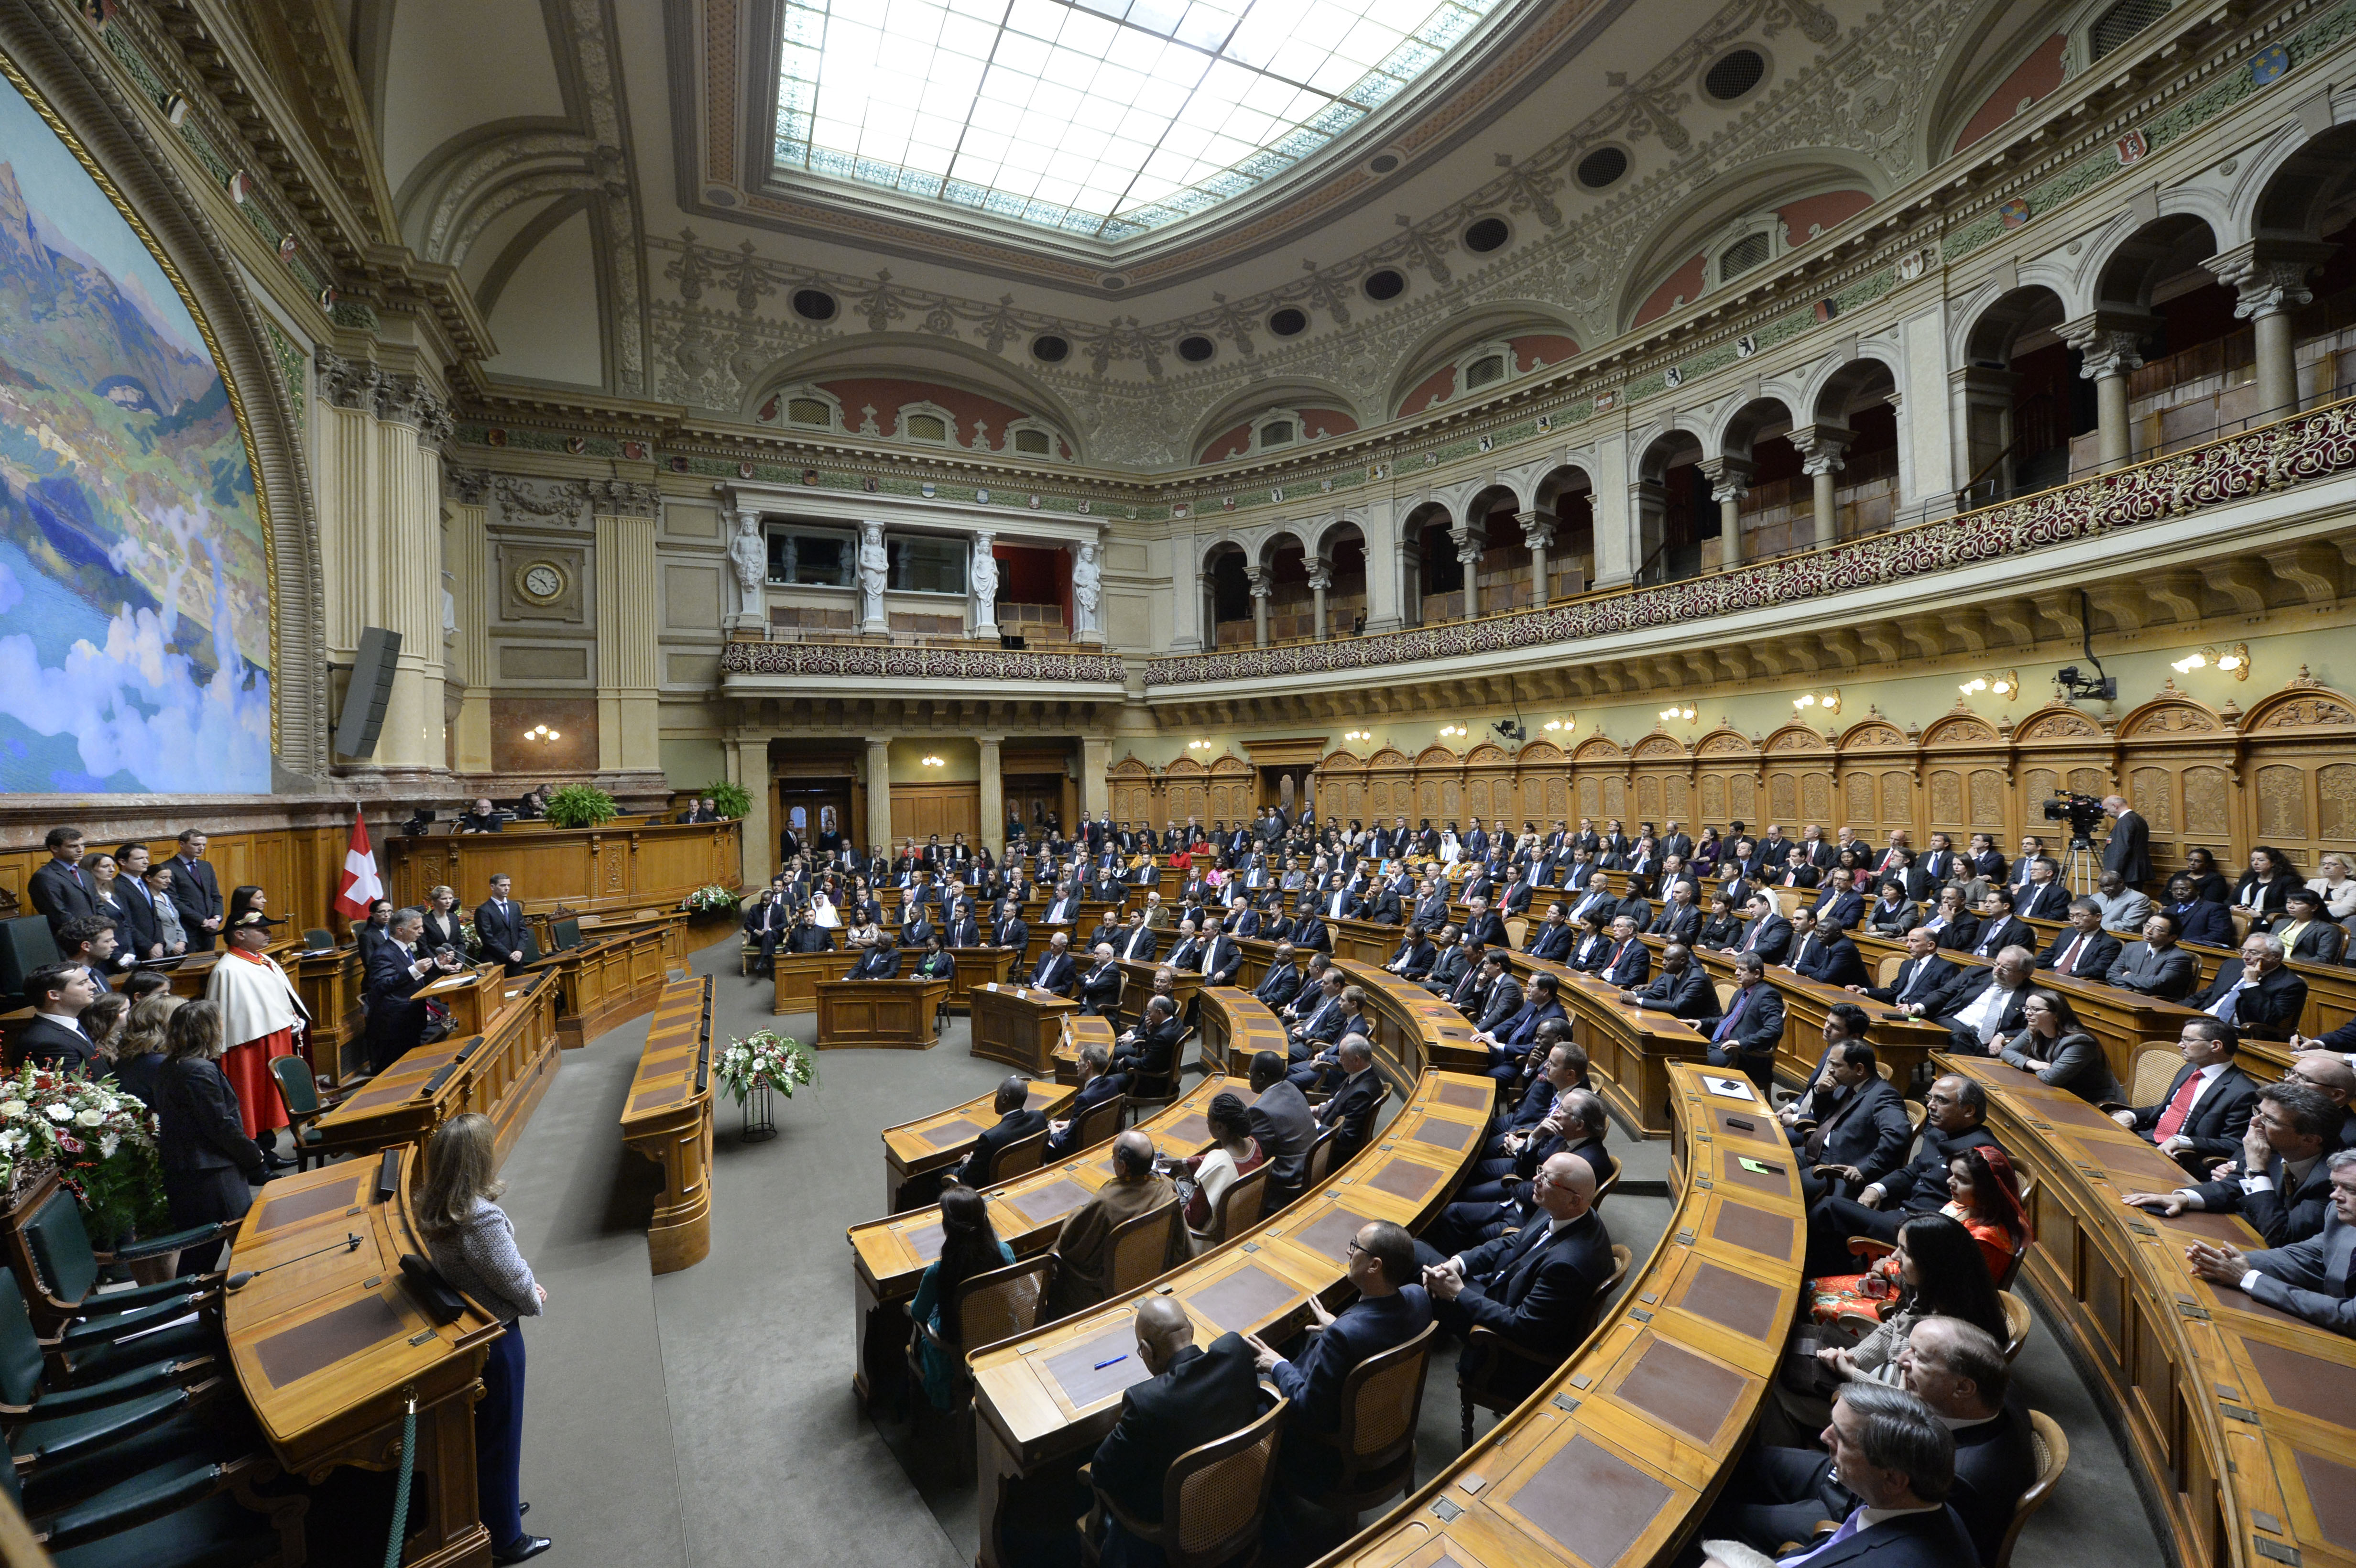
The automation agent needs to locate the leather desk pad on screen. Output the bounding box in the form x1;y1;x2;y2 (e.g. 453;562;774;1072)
1437;1081;1492;1111
1293;1204;1382;1262
2024;1095;2121;1132
255;1292;405;1388
2243;1338;2356;1426
339;1076;432;1113
1502;1433;1673;1565
1614;1337;1746;1441
924;1118;985;1148
2080;1141;2200;1190
898;1220;944;1264
1043;1321;1152;1408
1673;1261;1783;1340
1004;1179;1097;1227
1716;1150;1791;1197
1367;1161;1443;1202
1710;1201;1795;1260
1163;1115;1211;1146
2294;1448;2356;1551
631;1084;688;1111
255;1176;367;1233
1413;1119;1476;1152
2156;1210;2247;1244
1713;1109;1772;1141
1187;1263;1298;1331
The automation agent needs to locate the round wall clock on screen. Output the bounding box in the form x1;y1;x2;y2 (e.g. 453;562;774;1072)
515;561;568;604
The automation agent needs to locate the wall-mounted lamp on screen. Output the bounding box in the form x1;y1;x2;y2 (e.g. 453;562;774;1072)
1541;718;1575;734
524;723;563;742
1793;690;1840;715
920;753;946;767
1187;738;1215;751
1342;729;1373;743
1438;723;1468;738
1658;704;1696;724
1958;670;2019;700
2171;643;2249;680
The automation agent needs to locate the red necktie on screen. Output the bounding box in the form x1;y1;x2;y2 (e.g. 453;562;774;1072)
2056;936;2083;975
2154;1071;2205;1142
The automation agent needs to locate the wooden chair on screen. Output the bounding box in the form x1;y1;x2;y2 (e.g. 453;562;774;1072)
1876;953;1905;987
1103;1198;1185;1299
1087;1396;1289;1568
1592;1152;1623;1209
1302;1123;1345;1192
2126;1042;2184;1109
904;1253;1057;1481
1189;1164;1271;1253
1999;1288;2032;1360
1990;1411;2070;1568
1713;979;1738;1013
1504;916;1529;949
986;1126;1050;1183
1284;1320;1438;1528
1460;1243;1631;1445
267;1056;343;1173
1903;1098;1928;1137
1067;1092;1128;1154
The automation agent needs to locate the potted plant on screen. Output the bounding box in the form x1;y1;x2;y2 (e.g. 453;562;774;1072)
703;781;752;820
543;782;619;828
711;1029;815;1142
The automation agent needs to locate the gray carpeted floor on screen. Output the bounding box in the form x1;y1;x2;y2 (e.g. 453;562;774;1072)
485;933;2164;1567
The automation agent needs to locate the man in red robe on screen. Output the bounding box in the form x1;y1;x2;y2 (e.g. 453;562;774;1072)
204;911;308;1171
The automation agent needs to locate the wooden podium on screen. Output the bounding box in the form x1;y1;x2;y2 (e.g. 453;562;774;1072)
815;978;949;1049
771;947;858;1014
946;946;1018;1013
969;983;1078;1075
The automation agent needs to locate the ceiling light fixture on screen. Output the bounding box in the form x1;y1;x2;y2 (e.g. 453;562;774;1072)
2172;643;2249;679
1658;704;1696;724
1959;671;2019;700
1343;728;1373;743
1438;723;1467;738
921;753;946;767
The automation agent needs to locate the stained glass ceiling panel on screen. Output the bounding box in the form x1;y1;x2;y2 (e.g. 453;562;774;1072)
773;0;1509;241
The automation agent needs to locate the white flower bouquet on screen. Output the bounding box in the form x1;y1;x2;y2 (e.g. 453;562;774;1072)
712;1029;815;1104
0;1064;168;1243
684;884;741;915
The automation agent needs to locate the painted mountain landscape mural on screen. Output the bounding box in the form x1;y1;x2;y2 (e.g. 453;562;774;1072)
0;71;271;794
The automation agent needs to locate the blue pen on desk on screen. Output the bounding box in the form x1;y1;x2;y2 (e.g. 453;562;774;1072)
1094;1353;1129;1371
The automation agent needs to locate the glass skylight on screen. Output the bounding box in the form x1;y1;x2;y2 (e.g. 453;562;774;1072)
772;0;1509;241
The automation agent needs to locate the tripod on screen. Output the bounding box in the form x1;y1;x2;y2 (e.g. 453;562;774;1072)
2060;840;2101;897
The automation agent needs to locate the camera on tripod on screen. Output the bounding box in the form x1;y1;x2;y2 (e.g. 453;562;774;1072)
2040;791;2106;847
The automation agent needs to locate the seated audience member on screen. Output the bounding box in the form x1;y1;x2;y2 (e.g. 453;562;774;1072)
2110;1017;2260;1168
2186;932;2308;1041
2182;1152;2356;1336
1994;988;2123;1104
1726;893;1793;964
1312;1035;1384;1161
1480;1037;1585;1162
1697;893;1744;951
1923;945;2037;1056
2124;1079;2341;1247
1793;1041;1912;1206
2092;869;2155;935
1595;913;1650;988
907;1186;1016;1411
1025;931;1078;996
1385;923;1438;980
741;889;791;979
1778;1004;1877;1132
17;961;101;1072
1414;1154;1614;1404
1244;1050;1316;1206
1076;946;1123;1016
1963;886;2034;959
1805;1076;2000;1275
1794;917;1870;989
1628;942;1714;1022
1048;1131;1178;1318
2161;871;2235;947
1111;994;1183;1085
1918;886;1980;951
1710;1383;1982;1568
944;1076;1048;1191
458;796;504;833
2269;886;2347;965
2035;898;2120;979
1246;1219;1432;1488
845;938;902;980
2274;1051;2356;1148
1811;1148;2029;1325
2104;910;2200;1000
1803;1213;2010;1411
1046;1043;1127;1160
1850;926;1958;1015
1253;941;1304;1012
1086;1296;1264;1564
1473;970;1566;1084
1178;1092;1265;1247
1704;953;1788;1090
1429;1087;1611;1253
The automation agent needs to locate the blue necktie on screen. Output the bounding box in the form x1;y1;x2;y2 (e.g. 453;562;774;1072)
1780;1509;1865;1566
1713;989;1748;1044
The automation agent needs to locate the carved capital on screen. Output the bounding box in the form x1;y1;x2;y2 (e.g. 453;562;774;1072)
1514;509;1556;550
313;347;379;410
1246;566;1272;599
1786;424;1853;476
1304;556;1332;592
445;466;491;506
1699;455;1754;504
2059;312;2154;381
2205;239;2334;319
586;478;661;517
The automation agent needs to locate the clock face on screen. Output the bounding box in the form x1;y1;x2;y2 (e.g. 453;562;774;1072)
519;563;564;602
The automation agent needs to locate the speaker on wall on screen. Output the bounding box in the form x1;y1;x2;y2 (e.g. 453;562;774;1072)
0;917;61;1000
333;626;404;759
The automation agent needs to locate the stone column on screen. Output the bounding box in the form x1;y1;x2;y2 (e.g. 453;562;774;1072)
1305;555;1331;640
594;491;662;773
2206;239;2332;423
443;469;493;772
971;531;1000;640
1080;736;1110;823
1786;425;1852;549
2061;312;2153;471
1515;511;1556;608
1700;455;1754;566
978;734;1004;856
865;736;894;853
1395;536;1422;626
1628;478;1668;581
1247;566;1271;646
728;734;772;884
1451;523;1486;617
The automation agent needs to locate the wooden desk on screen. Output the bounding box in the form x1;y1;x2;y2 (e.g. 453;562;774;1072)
970;983;1079;1075
1940;1054;2356;1568
1319;1062;1808;1568
816;978;949;1049
1194;987;1289;1077
411;963;512;1044
618;976;716;1274
1481;951;1710;1138
386;818;740;920
969;1068;1496;1568
771;947;859;1014
1049;1015;1119;1084
1114;958;1202;1027
524;922;674;1049
1672;939;1948;1094
311;970;561;1165
540;907;690;971
1337;960;1476;1091
294;944;366;1086
227;1145;504;1568
947;946;1019;1012
882;1078;1078;1212
847;1076;1231;1409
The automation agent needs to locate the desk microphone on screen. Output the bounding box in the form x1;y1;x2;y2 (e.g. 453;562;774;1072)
226;1232;363;1290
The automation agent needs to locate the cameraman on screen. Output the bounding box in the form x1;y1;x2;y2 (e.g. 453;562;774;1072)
2101;795;2152;890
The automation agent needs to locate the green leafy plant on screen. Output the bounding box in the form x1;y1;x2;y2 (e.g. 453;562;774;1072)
543;782;619;828
703;781;753;820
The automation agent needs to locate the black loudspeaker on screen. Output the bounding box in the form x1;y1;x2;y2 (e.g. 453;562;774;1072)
0;916;60;998
1000;633;1026;650
333;626;404;759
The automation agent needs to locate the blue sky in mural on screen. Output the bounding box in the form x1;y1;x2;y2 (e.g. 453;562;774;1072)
0;70;272;794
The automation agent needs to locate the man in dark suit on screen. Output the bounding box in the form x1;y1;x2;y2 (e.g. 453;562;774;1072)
1805;1073;2001;1273
989;898;1029;958
944;1076;1048;1189
1024;932;1077;996
1253;942;1303;1012
1919;886;1980;952
1924;946;2037;1055
364;909;464;1073
1113;994;1184;1082
1629;941;1713;1022
1461;897;1507;950
1473;969;1564;1081
2183;1159;2356;1335
845;941;902;980
1526;903;1576;962
165;829;224;953
1727;894;1793;964
1089;1295;1265;1563
1087;911;1127;952
1047;1042;1127;1159
1462;951;1524;1033
1797;1041;1913;1203
1248;1219;1431;1488
1384;925;1438;981
1078;947;1123;1015
1965;886;2036;959
2187;933;2308;1041
1705;953;1788;1090
2127;1079;2340;1247
741;889;790;979
2112;1017;2261;1169
1244;1050;1316;1205
26;827;97;940
1113;911;1158;965
474;875;531;975
1288;909;1332;954
1596;915;1650;989
2104;910;2201;1001
2035;898;2119;979
1314;1036;1384;1161
1198;919;1242;989
16;963;100;1072
2015;857;2071;921
1416;1153;1613;1404
2100;794;2152;887
1852;926;1959;1013
1649;882;1703;945
1794;918;1870;990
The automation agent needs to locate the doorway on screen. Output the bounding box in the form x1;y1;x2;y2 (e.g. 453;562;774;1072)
777;785;852;859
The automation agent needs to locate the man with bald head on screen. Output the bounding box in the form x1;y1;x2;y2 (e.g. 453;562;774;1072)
1417;1152;1614;1403
942;1075;1046;1194
1088;1293;1263;1563
1047;1130;1178;1318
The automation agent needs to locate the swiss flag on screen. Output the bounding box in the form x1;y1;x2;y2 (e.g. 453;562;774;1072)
335;810;382;919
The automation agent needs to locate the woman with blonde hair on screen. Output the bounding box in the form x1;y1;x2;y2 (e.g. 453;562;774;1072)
419;1113;548;1564
112;992;181;1106
153;1000;264;1272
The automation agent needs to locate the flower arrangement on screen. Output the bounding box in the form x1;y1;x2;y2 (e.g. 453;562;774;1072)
683;884;741;915
712;1030;816;1104
542;782;619;828
458;919;480;955
0;1065;169;1245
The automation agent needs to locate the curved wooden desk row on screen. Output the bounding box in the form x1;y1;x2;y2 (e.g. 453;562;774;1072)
2003;913;2356;1043
1941;1055;2356;1568
1049;1015;1119;1083
1662;938;1951;1094
847;1074;1234;1407
619;976;717;1275
1196;988;1295;1077
228;1143;506;1568
1311;1060;1809;1568
882;1078;1079;1211
968;1063;1500;1568
524;918;678;1049
312;968;561;1168
385;818;740;920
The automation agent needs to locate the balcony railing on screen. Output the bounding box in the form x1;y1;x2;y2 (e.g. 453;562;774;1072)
1144;391;2356;688
720;637;1127;685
